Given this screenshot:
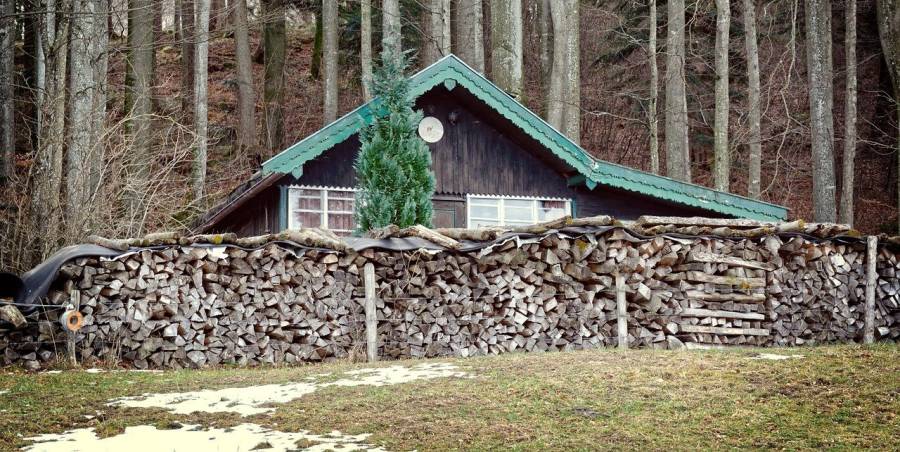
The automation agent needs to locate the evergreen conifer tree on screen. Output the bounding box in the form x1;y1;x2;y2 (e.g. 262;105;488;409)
354;51;435;232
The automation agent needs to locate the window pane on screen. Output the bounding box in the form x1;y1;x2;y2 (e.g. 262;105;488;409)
540;200;566;209
470;197;498;207
293;211;322;228
328;213;355;231
504;199;532;208
470;204;498;219
328;197;354;212
504;205;534;222
296;189;322;197
295;196;322;210
328;190;355;199
538;200;567;221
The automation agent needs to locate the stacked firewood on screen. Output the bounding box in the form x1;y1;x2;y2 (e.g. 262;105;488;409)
1;218;898;369
2;245;367;369
874;248;900;341
641;237;772;348
768;236;899;345
371;235;618;359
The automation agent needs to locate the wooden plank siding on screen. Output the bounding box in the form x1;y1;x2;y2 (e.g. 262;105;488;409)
211;85;723;236
211;184;281;236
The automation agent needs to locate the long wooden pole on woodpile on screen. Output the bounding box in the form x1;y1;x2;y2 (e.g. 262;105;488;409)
616;273;627;350
364;263;378;361
864;235;877;344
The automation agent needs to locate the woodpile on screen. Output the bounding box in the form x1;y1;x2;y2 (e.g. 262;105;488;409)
1;218;898;369
769;236;899;344
3;245;366;369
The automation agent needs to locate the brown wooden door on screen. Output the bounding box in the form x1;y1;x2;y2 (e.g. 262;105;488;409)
432;198;465;228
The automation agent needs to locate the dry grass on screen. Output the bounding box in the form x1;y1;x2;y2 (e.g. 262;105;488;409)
0;345;897;451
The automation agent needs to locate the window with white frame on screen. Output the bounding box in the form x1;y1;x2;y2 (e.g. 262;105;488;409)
466;195;571;228
287;186;356;235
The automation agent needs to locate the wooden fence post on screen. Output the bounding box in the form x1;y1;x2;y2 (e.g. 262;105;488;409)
864;235;877;344
66;290;78;366
66;331;77;367
616;273;627;350
364;263;378;362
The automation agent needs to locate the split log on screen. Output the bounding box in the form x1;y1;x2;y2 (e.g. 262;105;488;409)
0;305;26;329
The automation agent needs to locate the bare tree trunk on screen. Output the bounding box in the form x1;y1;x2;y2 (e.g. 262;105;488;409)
538;0;550;88
21;0;37;150
233;0;255;151
546;0;565;131
665;0;690;182
90;0;108;194
876;0;900;232
360;0;372;100
32;0;46;148
0;0;14;183
382;0;401;56
840;0;856;226
67;0;99;234
193;0;210;201
31;0;67;257
125;0;154;227
648;0;659;174
425;0;450;63
311;10;322;78
805;0;836;222
562;0;579;144
490;0;523;99
455;0;483;72
210;0;221;30
322;0;338;123
713;0;730;192
178;0;194;117
262;0;285;153
744;0;762;198
152;0;160;82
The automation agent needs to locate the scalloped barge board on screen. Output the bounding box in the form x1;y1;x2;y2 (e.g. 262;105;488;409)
24;423;387;452
109;363;471;416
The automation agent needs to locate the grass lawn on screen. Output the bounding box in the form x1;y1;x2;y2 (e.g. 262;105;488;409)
0;345;898;451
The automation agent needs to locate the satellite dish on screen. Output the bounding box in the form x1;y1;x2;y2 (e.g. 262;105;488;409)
418;116;444;143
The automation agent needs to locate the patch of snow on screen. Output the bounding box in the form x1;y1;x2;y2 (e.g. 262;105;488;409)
332;363;470;387
110;380;319;416
23;423;386;452
0;390;8;396
110;362;471;416
751;353;805;360
57;368;163;374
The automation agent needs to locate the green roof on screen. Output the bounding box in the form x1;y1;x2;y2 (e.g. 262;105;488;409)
262;55;787;221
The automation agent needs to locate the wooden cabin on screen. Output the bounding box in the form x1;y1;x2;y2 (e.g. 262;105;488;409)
197;55;787;236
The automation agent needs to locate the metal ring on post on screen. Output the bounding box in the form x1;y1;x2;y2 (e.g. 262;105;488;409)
60;309;84;332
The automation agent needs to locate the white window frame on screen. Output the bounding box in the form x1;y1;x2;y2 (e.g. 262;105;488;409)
465;194;571;228
287;185;357;234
